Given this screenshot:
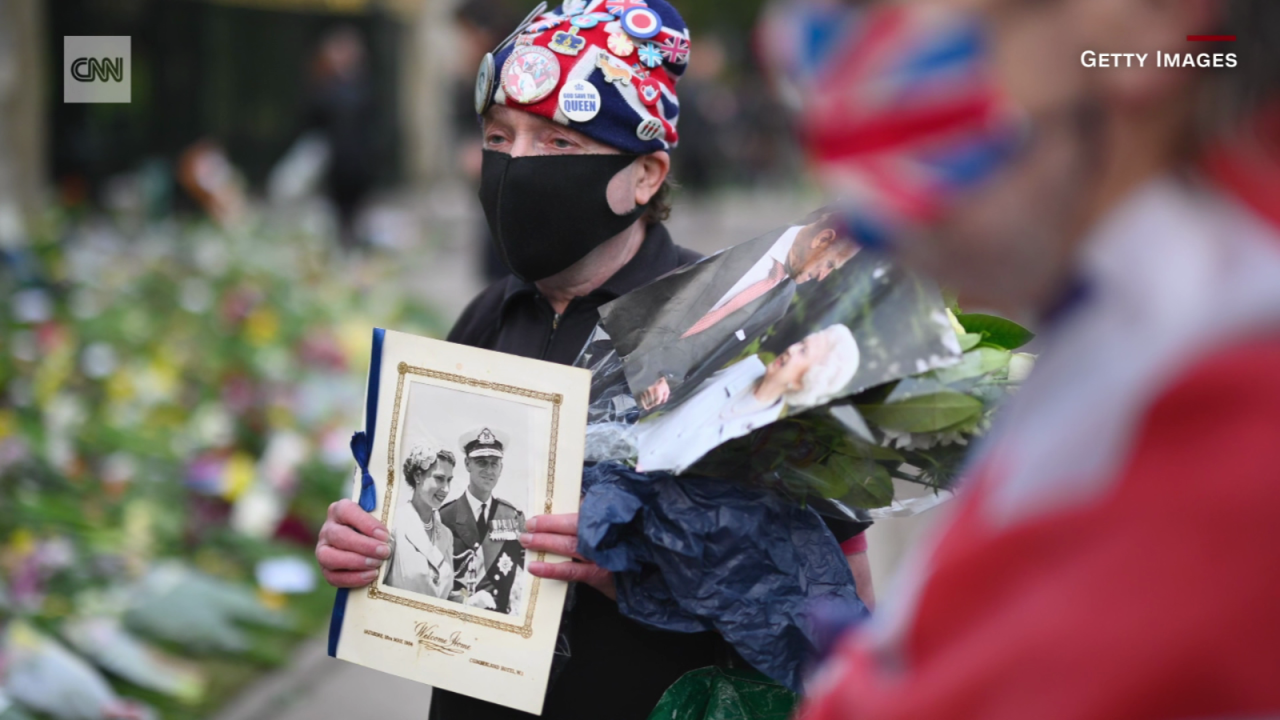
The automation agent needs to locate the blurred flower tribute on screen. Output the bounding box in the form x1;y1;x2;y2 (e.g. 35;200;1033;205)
0;206;444;718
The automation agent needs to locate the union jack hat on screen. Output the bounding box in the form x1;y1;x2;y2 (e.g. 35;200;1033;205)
476;0;691;154
758;2;1023;248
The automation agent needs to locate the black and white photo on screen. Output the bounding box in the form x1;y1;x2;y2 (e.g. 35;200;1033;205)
383;382;536;619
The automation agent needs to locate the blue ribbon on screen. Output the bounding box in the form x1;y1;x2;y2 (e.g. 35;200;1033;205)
327;327;386;657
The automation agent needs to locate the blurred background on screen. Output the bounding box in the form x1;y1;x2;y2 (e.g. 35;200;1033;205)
0;1;921;718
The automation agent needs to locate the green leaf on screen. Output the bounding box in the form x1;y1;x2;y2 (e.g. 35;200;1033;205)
828;456;895;509
957;332;984;352
885;377;954;403
830;434;906;463
933;347;1010;385
859;392;983;433
955;313;1035;350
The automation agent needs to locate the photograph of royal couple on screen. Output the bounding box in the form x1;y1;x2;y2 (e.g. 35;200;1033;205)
383;426;528;617
597;208;958;473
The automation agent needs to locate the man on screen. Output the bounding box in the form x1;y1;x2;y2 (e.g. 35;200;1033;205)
637;324;859;473
799;1;1280;718
606;212;859;405
438;428;525;615
314;1;874;717
682;214;857;338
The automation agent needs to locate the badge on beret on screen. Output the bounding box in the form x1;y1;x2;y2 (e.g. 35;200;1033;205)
607;31;636;58
558;79;602;122
549;26;587;56
475;52;496;115
637;76;662;106
636;116;664;142
659;36;690;65
570;12;612;28
501;45;561;105
637;42;664;68
561;0;588;16
605;0;648;18
525;17;563;34
596;54;634;86
620;7;662;39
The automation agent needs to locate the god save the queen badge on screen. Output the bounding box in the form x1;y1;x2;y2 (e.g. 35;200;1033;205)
501;45;561;105
558;79;602;122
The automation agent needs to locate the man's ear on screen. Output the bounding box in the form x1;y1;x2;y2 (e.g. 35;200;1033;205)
810;228;837;249
634;151;671;206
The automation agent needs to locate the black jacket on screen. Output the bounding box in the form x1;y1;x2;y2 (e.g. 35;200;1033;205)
433;224;717;720
433;223;863;720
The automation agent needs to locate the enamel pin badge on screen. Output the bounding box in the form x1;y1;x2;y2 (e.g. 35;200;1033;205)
559;79;602;122
501;45;561;104
549;26;587;56
475;52;496;114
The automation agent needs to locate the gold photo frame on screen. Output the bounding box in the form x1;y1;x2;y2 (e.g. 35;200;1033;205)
367;362;565;638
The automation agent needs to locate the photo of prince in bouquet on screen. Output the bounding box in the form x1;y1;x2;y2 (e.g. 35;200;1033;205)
383;427;526;617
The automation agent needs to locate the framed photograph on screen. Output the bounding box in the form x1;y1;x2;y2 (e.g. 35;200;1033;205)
329;329;589;715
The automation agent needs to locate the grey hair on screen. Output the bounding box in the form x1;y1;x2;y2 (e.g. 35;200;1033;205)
784;324;860;410
403;446;456;488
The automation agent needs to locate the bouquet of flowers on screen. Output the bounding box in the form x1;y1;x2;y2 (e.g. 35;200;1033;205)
573;210;1033;691
578;210;1034;517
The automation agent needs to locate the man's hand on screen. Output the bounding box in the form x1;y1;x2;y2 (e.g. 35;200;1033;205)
520;514;615;600
639;377;671;411
315;499;391;588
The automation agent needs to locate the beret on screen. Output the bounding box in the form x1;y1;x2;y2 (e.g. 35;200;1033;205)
476;0;691;154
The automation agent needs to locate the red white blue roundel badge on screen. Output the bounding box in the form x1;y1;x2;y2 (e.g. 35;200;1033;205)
620;7;662;39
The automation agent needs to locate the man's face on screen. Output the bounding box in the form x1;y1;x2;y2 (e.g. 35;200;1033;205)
791;229;860;284
900;0;1212;315
765;332;832;392
465;455;503;500
481;105;655;216
890;0;1099;315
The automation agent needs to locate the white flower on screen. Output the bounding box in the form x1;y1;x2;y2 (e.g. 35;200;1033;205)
1008;353;1037;383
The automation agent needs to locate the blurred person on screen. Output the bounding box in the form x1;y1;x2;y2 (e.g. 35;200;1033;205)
454;0;526;281
669;34;737;192
313;2;874;717
306;26;375;249
438;428;525;615
801;1;1280;719
177;140;247;226
637;324;859;473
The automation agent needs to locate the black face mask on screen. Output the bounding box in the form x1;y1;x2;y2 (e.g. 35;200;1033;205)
479;150;648;282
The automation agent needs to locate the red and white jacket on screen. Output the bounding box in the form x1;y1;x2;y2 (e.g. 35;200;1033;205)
802;121;1280;720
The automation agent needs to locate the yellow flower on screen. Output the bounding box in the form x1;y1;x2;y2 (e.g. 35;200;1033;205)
245;308;280;346
222;452;257;501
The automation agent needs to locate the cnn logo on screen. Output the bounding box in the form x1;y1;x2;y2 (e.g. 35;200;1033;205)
64;36;130;103
71;57;125;83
